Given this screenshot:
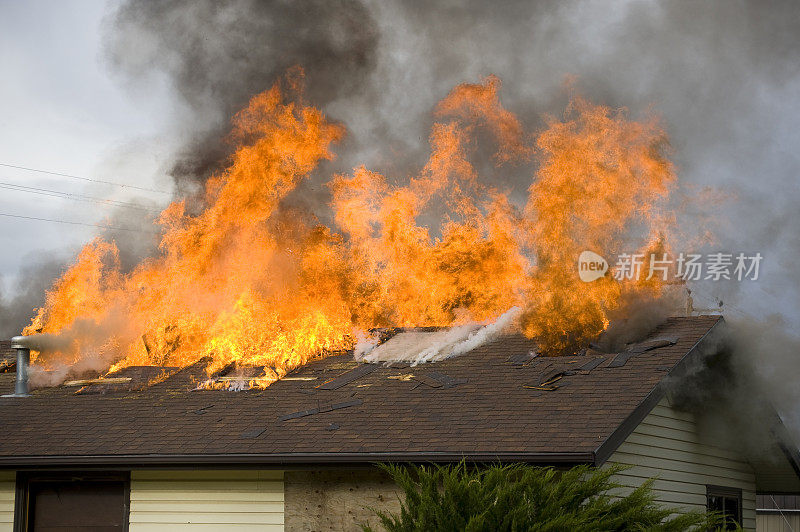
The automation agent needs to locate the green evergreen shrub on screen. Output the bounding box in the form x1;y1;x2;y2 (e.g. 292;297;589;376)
364;462;725;531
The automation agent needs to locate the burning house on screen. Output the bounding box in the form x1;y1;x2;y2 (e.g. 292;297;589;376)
0;55;797;531
1;316;799;531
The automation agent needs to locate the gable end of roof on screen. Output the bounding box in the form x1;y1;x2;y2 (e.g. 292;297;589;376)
592;316;725;465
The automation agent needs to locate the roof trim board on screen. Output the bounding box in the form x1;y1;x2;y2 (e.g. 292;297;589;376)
0;451;595;469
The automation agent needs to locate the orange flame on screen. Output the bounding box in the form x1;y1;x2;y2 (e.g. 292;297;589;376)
25;74;675;381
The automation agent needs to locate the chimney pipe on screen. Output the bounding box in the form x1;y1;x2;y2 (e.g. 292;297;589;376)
3;336;31;397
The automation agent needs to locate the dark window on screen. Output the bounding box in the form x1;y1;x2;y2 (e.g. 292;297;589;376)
707;485;742;530
15;473;129;532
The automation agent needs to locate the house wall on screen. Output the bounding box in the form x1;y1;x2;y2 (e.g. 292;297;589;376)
0;397;767;532
756;512;800;531
284;470;402;532
607;397;757;530
278;398;760;531
128;470;283;531
0;471;13;532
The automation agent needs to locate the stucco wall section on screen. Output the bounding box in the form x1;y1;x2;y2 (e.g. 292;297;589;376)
285;469;402;532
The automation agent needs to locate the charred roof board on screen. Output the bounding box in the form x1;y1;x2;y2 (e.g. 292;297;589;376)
0;316;753;469
72;366;180;395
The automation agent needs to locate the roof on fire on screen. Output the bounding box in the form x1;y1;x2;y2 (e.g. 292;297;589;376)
0;315;780;468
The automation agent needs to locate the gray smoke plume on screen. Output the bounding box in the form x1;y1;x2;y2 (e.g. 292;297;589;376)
663;317;800;460
0;253;68;338
726;317;800;444
104;0;379;195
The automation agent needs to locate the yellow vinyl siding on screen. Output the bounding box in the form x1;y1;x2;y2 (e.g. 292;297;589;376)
0;471;13;532
608;399;757;531
129;470;283;531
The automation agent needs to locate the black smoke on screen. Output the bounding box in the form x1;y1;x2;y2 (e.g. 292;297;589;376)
105;0;379;194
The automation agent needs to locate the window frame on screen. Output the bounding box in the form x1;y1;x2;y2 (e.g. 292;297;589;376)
14;471;130;532
706;484;743;529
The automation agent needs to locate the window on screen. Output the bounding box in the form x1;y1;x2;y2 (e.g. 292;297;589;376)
706;485;742;530
15;472;129;532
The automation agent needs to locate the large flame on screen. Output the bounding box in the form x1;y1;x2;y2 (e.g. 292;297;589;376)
25;74;675;384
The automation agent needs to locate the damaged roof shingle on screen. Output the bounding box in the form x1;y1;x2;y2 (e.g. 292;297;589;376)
279;398;364;421
608;337;679;368
316;364;377;390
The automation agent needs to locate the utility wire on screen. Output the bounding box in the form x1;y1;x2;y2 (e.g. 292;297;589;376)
0;212;160;234
770;495;795;532
0;162;172;195
0;181;162;213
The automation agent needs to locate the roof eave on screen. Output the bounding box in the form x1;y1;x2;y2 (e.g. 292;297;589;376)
0;451;595;470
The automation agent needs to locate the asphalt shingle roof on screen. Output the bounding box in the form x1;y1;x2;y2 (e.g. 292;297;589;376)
0;316;722;466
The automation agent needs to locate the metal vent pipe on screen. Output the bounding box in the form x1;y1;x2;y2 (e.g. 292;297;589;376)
4;335;31;397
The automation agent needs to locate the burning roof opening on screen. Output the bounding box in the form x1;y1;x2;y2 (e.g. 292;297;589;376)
20;73;681;389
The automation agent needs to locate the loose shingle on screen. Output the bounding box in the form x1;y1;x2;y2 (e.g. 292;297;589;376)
279;399;364;421
240;427;266;439
577;357;605;372
608;337;679;367
412;374;442;388
316;364;376;390
506;353;536;365
425;372;467;388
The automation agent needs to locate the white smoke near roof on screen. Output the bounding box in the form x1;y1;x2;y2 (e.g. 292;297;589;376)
353;330;382;359
356;306;521;366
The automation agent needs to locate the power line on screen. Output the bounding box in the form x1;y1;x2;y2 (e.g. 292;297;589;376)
0;181;162;213
0;212;160;234
0;162;172;195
